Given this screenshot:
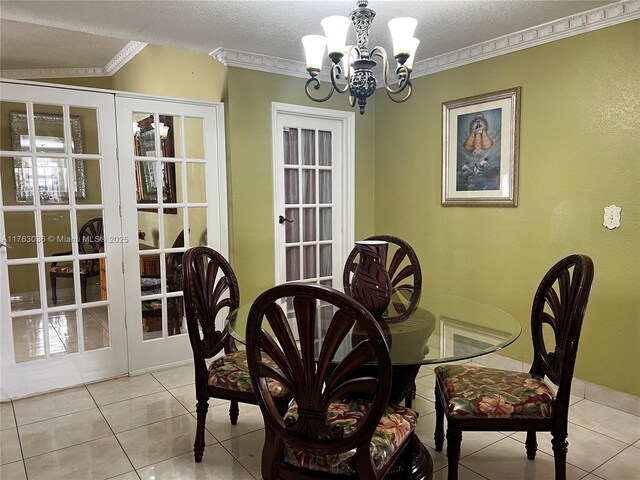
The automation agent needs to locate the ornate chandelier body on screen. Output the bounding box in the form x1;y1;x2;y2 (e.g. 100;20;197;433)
302;0;419;114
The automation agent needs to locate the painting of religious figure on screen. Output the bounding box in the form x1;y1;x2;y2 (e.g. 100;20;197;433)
442;87;521;207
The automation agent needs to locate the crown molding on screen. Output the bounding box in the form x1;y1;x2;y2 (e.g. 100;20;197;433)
210;0;638;83
210;47;315;80
104;41;148;74
0;41;148;79
411;0;639;79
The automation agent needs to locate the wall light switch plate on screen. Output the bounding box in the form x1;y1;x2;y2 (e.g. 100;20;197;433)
603;205;621;229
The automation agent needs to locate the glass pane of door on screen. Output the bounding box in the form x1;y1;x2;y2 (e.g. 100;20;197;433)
282;127;335;286
0;82;127;400
119;96;225;372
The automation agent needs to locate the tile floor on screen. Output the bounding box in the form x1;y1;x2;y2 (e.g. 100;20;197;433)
1;362;639;480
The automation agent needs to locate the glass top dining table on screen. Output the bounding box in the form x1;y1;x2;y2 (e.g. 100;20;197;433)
225;287;521;367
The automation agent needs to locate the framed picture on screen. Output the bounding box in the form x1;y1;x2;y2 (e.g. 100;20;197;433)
442;87;521;207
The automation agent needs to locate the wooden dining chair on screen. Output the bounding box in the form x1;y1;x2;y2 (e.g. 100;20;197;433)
434;254;594;480
246;282;419;480
50;217;103;304
182;246;289;462
343;235;422;322
344;235;423;408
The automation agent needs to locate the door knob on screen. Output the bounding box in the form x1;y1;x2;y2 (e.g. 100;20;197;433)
278;215;293;224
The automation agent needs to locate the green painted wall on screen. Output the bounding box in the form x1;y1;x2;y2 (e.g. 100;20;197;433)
374;21;639;395
225;67;375;301
111;44;227;102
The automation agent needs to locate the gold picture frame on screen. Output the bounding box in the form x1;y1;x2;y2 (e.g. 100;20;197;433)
442;87;521;207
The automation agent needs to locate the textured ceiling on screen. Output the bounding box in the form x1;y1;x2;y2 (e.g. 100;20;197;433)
0;19;128;70
0;0;615;73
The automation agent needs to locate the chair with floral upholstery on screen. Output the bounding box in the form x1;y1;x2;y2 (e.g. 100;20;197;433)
49;217;103;305
182;246;289;462
434;254;594;480
246;282;419;480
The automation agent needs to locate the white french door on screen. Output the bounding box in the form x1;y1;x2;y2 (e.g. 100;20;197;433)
272;103;355;289
116;95;227;373
0;82;127;399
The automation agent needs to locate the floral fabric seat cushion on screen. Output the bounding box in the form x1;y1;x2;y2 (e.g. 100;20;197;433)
282;398;418;475
207;350;287;398
435;364;555;419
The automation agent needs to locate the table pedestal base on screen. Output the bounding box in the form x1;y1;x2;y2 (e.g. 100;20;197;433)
386;434;433;479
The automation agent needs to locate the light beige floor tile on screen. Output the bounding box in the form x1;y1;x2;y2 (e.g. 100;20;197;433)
202;402;265;442
168;385;227;413
19;408;111;458
151;365;194;390
168;384;198;412
417;364;436;377
592;446;640;480
460;437;589;480
634;439;640;448
1;402;16;430
221;429;265;479
116;414;215;469
24;436;133;480
137;445;255;480
87;374;165;406
0;461;27;480
107;473;140;480
431;464;487;479
414;373;436;399
512;421;628;472
1;428;22;465
414;411;507;457
100;391;189;433
412;392;436;416
569;399;640;444
581;475;606;479
13;386;95;426
425;444;449;474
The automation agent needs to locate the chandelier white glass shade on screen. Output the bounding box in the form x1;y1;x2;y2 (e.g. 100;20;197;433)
302;0;419;114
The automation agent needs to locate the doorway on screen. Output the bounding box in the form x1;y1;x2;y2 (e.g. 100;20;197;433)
272;103;355;289
0;81;228;399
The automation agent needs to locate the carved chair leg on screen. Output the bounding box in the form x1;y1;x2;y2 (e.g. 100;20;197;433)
80;275;88;303
51;275;58;305
194;399;209;462
551;434;568;480
434;387;445;452
526;431;538;460
446;426;462;480
229;400;239;425
404;380;417;408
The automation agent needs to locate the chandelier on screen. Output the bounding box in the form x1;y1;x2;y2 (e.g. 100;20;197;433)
302;0;419;114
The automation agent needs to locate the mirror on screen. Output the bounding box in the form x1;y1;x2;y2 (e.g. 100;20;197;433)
134;114;177;213
10;111;86;203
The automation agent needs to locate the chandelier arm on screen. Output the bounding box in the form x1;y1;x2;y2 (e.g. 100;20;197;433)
330;64;350;95
370;46;411;96
305;77;336;102
387;81;412;103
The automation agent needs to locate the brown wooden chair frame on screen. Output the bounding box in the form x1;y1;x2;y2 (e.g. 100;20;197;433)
246;282;415;480
434;254;594;480
183;246;288;462
50;217;103;304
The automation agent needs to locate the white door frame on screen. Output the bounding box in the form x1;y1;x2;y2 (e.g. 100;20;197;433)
116;94;228;374
0;81;126;400
271;102;355;286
